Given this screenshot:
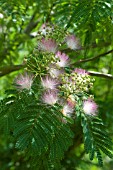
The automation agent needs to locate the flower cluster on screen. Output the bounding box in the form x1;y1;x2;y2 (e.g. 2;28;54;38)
39;23;54;36
15;72;34;90
59;71;94;96
41;75;59;105
41;52;69;106
55;51;69;68
83;99;98;116
38;38;57;53
65;35;80;50
15;23;98;119
41;76;59;90
42;90;58;105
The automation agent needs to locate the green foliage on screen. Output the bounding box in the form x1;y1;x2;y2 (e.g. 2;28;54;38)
0;0;113;169
0;87;113;169
81;115;113;166
73;96;113;167
53;0;112;44
0;95;16;135
0;89;74;169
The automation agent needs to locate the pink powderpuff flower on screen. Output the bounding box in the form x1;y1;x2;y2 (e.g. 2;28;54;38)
83;99;98;116
65;35;80;50
74;68;88;75
42;90;58;105
55;51;69;67
48;65;64;78
38;38;57;53
41;76;59;90
15;72;34;90
62;103;74;117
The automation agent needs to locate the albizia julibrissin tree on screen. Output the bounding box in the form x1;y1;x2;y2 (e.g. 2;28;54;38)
0;24;113;170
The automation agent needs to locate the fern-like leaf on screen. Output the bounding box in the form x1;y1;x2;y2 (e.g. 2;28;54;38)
81;113;113;166
0;91;74;169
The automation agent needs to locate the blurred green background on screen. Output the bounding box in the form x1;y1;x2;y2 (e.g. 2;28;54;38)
0;0;113;169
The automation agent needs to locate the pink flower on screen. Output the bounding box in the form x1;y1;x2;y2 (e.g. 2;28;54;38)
55;51;69;67
38;38;57;53
74;68;88;75
83;99;98;116
66;35;80;50
62;103;74;117
48;65;64;78
15;72;34;90
41;76;59;90
42;90;58;105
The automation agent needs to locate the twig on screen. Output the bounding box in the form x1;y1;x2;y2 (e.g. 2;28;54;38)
0;65;24;77
74;49;113;65
88;71;113;80
24;10;39;35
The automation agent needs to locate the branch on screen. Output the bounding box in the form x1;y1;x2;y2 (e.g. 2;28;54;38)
74;49;113;65
88;71;113;80
24;20;39;35
24;10;39;35
0;65;24;77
